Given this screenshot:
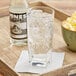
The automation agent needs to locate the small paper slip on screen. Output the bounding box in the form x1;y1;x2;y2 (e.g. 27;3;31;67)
15;50;65;74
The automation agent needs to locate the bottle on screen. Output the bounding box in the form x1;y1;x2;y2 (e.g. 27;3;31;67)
9;0;28;46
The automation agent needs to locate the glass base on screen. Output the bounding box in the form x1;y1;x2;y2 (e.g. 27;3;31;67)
29;54;50;67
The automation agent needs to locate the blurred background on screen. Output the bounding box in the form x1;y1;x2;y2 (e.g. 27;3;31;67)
0;0;76;17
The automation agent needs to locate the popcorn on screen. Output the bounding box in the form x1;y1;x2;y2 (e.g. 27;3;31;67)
72;11;76;19
63;11;76;31
67;17;76;26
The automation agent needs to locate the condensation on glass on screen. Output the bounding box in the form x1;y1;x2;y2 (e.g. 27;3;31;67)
27;6;54;67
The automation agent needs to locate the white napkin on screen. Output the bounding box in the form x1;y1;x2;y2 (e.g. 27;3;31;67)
15;50;65;74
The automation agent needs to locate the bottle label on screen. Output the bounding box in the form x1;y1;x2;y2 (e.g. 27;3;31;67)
10;12;27;40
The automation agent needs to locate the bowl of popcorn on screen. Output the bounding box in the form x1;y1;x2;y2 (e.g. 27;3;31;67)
62;12;76;51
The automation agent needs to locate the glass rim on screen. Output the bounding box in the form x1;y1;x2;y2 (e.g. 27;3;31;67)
27;5;55;15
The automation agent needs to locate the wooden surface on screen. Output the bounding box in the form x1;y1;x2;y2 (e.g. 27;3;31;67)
0;0;76;17
0;59;18;76
0;1;76;76
41;62;76;76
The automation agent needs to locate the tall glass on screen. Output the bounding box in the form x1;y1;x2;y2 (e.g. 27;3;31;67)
27;6;54;67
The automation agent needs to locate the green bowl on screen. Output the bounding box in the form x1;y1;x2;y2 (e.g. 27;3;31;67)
62;25;76;52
